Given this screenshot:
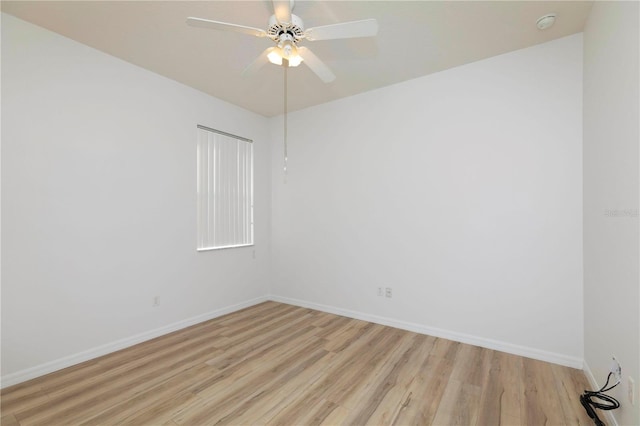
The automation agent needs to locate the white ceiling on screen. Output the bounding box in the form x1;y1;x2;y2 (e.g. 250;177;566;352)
2;1;593;117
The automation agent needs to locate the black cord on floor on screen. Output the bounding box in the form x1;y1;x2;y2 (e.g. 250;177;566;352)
580;372;620;426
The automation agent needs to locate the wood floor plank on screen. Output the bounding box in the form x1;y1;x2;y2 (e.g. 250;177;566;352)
36;324;224;403
210;348;330;425
552;363;594;425
204;310;316;370
78;364;211;425
190;323;324;401
13;335;226;425
5;359;109;398
363;335;437;425
0;413;20;426
323;321;374;354
391;339;461;425
319;403;351;425
521;357;567;425
497;351;525;425
0;386;49;416
343;333;431;423
340;331;416;410
1;302;595;426
174;334;329;424
450;343;492;387
263;323;391;424
303;399;341;426
431;379;483;426
17;345;224;426
284;398;342;426
235;352;340;426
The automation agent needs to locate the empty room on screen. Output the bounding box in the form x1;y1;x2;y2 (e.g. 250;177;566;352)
1;1;638;425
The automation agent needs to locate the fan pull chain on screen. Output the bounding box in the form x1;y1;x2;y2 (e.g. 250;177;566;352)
283;59;288;182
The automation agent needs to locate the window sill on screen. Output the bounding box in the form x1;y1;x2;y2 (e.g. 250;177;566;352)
197;243;254;252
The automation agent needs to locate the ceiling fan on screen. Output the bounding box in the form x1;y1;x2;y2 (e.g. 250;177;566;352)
186;0;379;83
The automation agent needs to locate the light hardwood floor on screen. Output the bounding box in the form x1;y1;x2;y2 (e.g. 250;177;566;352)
1;301;594;425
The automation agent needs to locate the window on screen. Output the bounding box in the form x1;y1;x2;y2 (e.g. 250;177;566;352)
197;125;253;250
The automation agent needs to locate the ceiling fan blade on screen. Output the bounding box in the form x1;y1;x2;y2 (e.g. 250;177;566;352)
304;18;378;41
298;46;335;83
186;17;267;38
272;0;292;24
242;47;276;76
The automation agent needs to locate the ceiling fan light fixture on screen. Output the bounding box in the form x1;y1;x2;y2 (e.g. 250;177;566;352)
282;41;302;66
267;42;303;67
288;54;303;67
267;49;283;65
282;42;294;58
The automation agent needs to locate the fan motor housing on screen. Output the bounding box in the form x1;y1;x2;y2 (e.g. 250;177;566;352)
268;14;305;42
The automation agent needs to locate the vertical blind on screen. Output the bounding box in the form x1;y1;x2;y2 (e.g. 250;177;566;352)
197;125;253;250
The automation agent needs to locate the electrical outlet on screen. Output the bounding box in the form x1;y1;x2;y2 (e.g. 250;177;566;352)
377;287;383;296
153;296;160;307
629;377;635;405
611;356;622;383
385;287;392;298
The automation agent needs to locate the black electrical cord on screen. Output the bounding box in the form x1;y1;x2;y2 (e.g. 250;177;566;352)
580;372;621;426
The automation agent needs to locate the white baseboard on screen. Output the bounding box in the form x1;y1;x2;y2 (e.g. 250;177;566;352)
1;294;585;390
0;296;268;389
269;294;584;369
583;361;619;426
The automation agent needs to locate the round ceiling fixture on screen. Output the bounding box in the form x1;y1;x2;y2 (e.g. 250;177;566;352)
536;13;556;30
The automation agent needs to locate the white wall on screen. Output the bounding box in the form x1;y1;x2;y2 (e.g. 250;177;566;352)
1;13;271;383
4;7;620;392
583;2;640;425
271;34;584;366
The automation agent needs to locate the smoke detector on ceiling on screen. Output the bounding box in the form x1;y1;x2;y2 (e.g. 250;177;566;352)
536;13;556;30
